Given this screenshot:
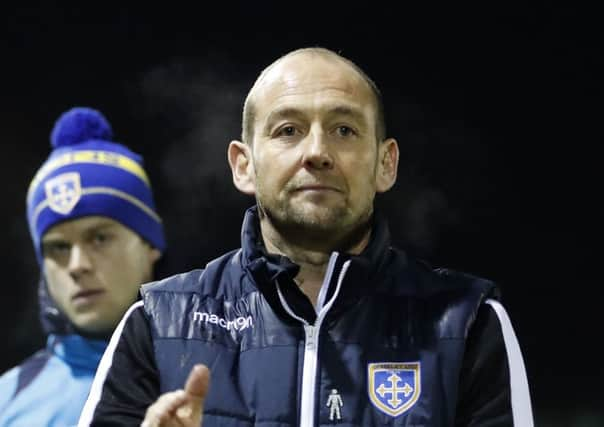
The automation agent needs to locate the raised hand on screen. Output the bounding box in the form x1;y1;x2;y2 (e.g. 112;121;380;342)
141;364;210;427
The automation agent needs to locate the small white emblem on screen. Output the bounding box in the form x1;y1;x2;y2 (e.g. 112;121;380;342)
326;389;343;421
44;172;82;215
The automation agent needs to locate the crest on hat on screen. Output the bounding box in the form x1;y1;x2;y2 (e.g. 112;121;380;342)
45;172;82;215
368;362;421;417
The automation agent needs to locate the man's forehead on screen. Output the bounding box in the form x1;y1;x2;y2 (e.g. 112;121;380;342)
42;216;119;240
252;53;374;114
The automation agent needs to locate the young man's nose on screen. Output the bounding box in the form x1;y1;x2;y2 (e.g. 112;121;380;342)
68;245;93;276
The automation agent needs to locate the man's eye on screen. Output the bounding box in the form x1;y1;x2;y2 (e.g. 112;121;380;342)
336;126;355;137
43;242;70;257
277;126;297;137
92;233;111;245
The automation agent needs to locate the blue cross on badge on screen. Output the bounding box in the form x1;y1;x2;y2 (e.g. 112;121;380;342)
368;362;421;417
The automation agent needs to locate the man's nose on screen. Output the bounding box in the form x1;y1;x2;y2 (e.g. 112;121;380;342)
302;129;334;170
68;244;92;277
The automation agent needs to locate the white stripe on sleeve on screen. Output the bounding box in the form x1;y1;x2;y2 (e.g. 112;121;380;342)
485;299;534;427
77;300;144;427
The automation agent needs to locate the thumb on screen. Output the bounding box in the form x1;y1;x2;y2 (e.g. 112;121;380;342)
185;364;211;399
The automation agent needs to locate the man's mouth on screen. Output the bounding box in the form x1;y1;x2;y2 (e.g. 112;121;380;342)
72;289;105;303
293;185;341;193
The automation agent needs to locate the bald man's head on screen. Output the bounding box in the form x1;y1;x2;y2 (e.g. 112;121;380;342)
241;48;386;146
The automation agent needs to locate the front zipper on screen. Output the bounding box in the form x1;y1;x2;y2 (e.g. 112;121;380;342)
277;253;351;427
299;324;318;427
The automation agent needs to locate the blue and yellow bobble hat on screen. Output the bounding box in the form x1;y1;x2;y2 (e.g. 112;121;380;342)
26;107;166;262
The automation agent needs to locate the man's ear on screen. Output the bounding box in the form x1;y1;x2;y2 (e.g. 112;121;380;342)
149;247;161;264
227;140;256;195
376;138;399;193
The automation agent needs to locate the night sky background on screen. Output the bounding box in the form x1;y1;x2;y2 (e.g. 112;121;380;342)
1;3;601;425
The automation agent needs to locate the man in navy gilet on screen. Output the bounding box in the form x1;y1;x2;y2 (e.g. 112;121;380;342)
81;48;534;426
0;107;165;426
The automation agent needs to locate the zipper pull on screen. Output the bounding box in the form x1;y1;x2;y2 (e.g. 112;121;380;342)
305;324;317;349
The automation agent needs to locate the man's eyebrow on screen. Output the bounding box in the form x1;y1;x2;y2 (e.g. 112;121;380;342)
264;105;366;127
264;107;306;127
41;237;67;245
326;105;367;123
83;222;117;236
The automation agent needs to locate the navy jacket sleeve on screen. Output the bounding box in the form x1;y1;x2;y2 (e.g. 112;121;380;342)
88;306;159;426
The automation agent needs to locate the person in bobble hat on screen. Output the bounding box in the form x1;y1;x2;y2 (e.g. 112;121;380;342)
0;107;165;426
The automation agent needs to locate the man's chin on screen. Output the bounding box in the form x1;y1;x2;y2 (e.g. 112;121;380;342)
71;314;116;338
262;203;355;234
290;211;344;230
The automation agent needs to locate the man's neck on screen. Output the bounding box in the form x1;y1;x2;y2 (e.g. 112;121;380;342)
260;219;371;306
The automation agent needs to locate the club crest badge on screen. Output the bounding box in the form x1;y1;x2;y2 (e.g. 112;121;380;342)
45;172;82;215
368;362;421;417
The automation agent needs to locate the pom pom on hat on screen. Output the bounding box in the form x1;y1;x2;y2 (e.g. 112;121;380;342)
50;107;113;148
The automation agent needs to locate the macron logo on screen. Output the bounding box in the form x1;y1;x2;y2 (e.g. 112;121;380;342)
192;311;254;332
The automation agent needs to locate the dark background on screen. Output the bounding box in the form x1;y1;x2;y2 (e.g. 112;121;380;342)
1;3;601;425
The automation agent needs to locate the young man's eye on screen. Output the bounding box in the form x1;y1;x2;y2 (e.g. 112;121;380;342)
92;233;111;245
43;242;71;257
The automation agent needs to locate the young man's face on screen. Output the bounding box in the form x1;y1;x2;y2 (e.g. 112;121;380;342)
42;216;160;335
236;52;398;243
